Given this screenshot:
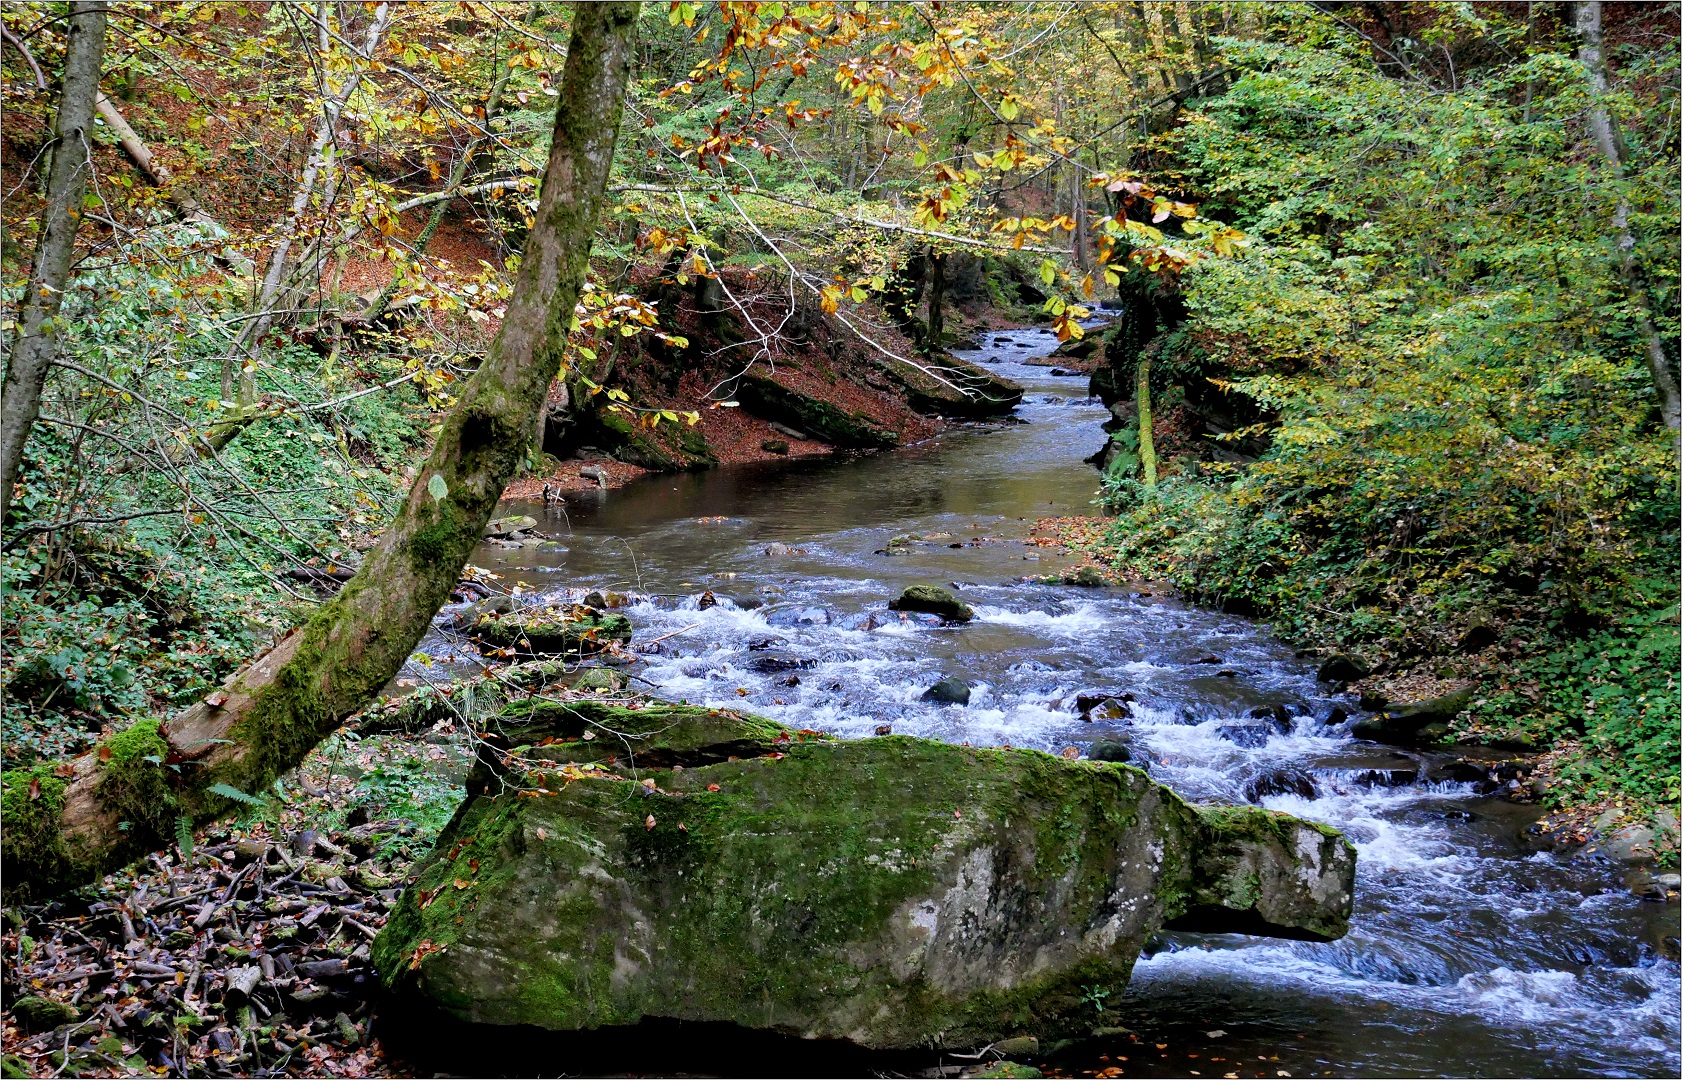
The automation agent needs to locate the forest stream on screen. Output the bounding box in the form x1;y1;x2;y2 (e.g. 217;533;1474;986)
403;328;1681;1078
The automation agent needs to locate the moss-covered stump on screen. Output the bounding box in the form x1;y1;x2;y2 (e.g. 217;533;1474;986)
374;703;1354;1049
735;373;900;449
469;608;632;657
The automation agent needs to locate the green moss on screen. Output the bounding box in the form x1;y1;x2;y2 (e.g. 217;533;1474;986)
376;723;1203;1047
409;516;471;571
1;720;182;903
91;718;176;838
468;611;632;657
0;765;76;903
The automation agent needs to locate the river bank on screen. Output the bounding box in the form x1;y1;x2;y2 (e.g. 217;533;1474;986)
1039;506;1681;869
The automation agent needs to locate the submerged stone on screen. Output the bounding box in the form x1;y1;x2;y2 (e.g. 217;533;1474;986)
374;699;1354;1049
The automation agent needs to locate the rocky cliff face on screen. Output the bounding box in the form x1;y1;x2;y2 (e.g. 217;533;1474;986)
372;697;1354;1049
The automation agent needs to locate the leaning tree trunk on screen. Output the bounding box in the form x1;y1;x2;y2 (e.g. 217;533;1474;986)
1575;0;1681;467
1137;353;1157;489
0;1;642;903
0;1;107;524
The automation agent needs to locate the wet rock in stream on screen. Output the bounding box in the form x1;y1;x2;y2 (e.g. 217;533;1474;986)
922;675;973;705
469;608;632;658
373;696;1356;1049
889;584;975;622
1244;768;1319;802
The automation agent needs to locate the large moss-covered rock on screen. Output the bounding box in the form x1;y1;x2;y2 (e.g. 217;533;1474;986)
469;608;632;657
596;408;716;471
1350;686;1476;746
735;373;900;449
872;354;1022;419
890;584;974;622
374;701;1354;1049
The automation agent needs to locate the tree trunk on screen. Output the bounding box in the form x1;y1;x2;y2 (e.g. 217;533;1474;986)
1;1;642;903
925;249;947;354
93;93;229;235
0;2;107;525
1574;0;1681;466
1137;354;1157;489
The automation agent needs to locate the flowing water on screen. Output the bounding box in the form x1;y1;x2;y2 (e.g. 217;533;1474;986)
422;328;1679;1078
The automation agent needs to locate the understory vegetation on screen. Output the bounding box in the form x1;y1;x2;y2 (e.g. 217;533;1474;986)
1079;7;1679;815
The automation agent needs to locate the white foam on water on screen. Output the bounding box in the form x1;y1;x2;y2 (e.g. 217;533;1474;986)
974;603;1114;637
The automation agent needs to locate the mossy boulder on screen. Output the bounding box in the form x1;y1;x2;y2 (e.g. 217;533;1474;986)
1351;686;1477;746
872;354;1022;419
597;409;716;471
11;996;79;1032
735;373;900;449
470;609;632;658
374;700;1354;1049
890;584;974;622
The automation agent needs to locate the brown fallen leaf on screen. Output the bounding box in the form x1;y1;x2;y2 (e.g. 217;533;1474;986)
706;783;721;792
205;691;229;708
98;745;112;762
645;814;657;831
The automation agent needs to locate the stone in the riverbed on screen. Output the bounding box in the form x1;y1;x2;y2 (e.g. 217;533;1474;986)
889;584;974;622
763;542;792;556
1247;705;1295;734
1350;686;1475;746
1076;691;1135;714
745;653;815;675
1316;653;1369;683
469;608;632;658
447;593;515;630
1215;721;1273;749
761;438;790;455
922;675;972;705
373;699;1355;1049
1244;768;1317;802
484;515;537;538
1084;697;1131;721
1088;738;1133;763
1050;336;1099;360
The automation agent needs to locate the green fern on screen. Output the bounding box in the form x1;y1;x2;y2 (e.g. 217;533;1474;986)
207;782;264;806
174;815;194;858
